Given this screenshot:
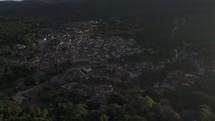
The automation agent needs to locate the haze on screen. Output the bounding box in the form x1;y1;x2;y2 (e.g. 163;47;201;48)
0;0;23;1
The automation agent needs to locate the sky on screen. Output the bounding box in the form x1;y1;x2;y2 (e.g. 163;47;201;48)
0;0;23;1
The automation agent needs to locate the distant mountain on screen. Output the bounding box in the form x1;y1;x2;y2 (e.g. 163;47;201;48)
24;0;86;3
0;0;215;21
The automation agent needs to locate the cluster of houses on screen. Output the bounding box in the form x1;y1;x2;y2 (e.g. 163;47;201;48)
14;21;144;68
9;20;215;105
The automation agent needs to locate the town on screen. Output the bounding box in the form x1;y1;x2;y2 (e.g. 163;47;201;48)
0;20;211;107
0;0;215;120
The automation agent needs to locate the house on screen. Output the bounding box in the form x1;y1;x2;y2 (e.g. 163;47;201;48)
67;53;75;63
36;38;47;44
81;67;92;74
16;44;26;50
182;83;191;88
61;82;78;90
185;74;195;78
198;68;205;75
73;58;90;65
154;82;160;89
129;72;140;79
95;84;114;95
161;83;175;91
31;57;40;66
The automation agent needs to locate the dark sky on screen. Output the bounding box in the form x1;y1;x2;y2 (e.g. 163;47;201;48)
0;0;23;1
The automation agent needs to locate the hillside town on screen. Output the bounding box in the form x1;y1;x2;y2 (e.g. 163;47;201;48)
0;20;209;106
1;0;215;120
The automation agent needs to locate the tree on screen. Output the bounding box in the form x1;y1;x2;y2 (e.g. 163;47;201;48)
99;114;109;121
23;107;52;121
199;105;215;121
23;34;33;44
0;56;7;66
124;115;147;121
55;103;88;121
85;110;102;121
23;77;36;86
135;95;155;110
134;95;159;120
0;100;22;121
106;104;126;121
107;93;125;105
160;105;180;121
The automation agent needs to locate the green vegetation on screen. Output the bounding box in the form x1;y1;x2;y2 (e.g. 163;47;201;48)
0;1;215;119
